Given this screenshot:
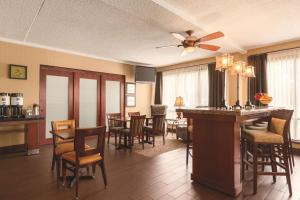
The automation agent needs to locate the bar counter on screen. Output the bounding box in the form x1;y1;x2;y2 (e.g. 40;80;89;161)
0;117;44;155
176;107;278;197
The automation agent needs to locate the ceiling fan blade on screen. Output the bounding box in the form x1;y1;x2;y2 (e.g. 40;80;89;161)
197;44;221;51
180;49;188;56
196;31;224;42
171;32;186;41
156;45;178;49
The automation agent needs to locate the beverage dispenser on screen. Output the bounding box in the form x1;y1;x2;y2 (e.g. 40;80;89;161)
0;93;10;118
10;93;24;118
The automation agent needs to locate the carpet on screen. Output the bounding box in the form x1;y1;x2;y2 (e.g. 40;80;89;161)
132;134;186;158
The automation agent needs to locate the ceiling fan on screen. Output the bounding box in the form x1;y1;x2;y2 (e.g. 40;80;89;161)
156;30;224;56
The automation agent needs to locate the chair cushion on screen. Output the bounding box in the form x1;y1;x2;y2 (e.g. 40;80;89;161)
119;128;130;134
143;125;152;131
245;125;268;131
270;117;286;135
55;142;74;155
242;129;284;144
110;127;124;132
62;151;102;165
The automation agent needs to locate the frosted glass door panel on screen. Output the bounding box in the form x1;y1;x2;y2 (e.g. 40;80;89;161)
79;78;97;128
105;81;120;126
46;76;69;139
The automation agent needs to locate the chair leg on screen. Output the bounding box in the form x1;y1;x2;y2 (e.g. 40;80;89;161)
253;143;258;195
142;134;144;149
75;166;79;199
56;157;61;187
152;135;155;147
270;144;277;183
163;134;165;145
283;145;292;196
99;161;107;187
92;165;96;178
115;132;118;148
86;166;90;176
51;153;56;171
62;160;66;186
107;131;110;144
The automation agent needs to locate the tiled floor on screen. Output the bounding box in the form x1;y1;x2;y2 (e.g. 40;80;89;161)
0;140;299;200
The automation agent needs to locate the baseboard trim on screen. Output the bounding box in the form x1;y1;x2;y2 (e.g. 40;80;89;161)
0;144;26;154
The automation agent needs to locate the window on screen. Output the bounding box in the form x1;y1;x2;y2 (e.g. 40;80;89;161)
267;49;300;140
162;65;209;118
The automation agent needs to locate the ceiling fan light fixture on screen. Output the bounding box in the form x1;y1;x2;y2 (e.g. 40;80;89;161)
185;46;195;53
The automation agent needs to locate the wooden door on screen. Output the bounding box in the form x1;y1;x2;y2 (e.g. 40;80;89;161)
39;66;74;145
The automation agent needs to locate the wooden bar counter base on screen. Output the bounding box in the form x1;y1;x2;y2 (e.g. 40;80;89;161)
177;107;276;197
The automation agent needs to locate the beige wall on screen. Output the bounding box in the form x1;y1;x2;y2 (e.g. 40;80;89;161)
158;39;300;106
0;41;153;147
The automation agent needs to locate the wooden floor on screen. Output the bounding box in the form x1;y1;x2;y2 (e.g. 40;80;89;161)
0;141;300;200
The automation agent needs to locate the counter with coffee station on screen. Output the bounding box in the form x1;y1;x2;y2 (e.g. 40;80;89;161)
0;93;44;155
176;106;278;197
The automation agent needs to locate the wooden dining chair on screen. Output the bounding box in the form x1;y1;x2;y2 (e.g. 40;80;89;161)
144;114;166;147
119;115;146;149
106;113;124;147
61;126;107;199
128;112;140;117
241;109;294;196
51;120;75;181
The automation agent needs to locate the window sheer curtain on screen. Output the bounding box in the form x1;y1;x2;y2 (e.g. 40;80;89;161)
162;65;209;118
267;49;300;140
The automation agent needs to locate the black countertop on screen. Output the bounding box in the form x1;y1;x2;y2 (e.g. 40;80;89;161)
0;116;44;122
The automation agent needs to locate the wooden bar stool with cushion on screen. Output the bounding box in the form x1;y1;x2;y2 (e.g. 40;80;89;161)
51;120;76;180
241;109;294;196
62;126;107;199
119;115;146;149
144;114;166;147
106;113;124;147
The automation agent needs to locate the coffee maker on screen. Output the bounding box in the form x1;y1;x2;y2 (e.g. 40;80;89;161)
0;93;10;118
10;93;24;118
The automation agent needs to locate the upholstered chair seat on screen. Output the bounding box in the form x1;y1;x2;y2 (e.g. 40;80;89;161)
62;151;102;166
242;129;284;144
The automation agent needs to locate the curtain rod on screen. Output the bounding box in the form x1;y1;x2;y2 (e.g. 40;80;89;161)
161;62;215;72
250;46;300;56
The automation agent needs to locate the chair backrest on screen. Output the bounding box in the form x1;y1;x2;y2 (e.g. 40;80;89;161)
268;109;294;142
51;120;75;144
151;105;167;115
74;126;106;161
130;115;146;137
51;120;75;131
106;113;122;127
152;114;166;135
128;112;140;117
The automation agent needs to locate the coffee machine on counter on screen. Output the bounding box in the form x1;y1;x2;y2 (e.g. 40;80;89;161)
10;93;24;118
0;93;10;118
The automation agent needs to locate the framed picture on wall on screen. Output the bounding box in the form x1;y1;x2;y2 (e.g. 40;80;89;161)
126;82;136;94
9;64;27;80
126;95;136;107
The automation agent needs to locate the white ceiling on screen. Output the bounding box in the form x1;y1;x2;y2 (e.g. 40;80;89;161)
0;0;299;67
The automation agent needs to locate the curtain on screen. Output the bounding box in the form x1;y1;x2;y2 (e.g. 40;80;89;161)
162;65;208;118
154;72;163;104
208;63;225;107
247;54;268;104
267;49;300;140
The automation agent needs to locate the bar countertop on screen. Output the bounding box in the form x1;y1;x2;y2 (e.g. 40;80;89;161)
176;106;280;116
0;116;44;123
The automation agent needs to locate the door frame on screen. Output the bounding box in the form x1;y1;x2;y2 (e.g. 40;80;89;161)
39;65;74;145
100;73;125;126
74;71;101;127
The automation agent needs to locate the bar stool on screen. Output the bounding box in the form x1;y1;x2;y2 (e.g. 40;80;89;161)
186;119;193;165
241;109;293;196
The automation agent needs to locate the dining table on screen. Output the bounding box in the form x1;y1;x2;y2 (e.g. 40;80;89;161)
110;116;153;149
